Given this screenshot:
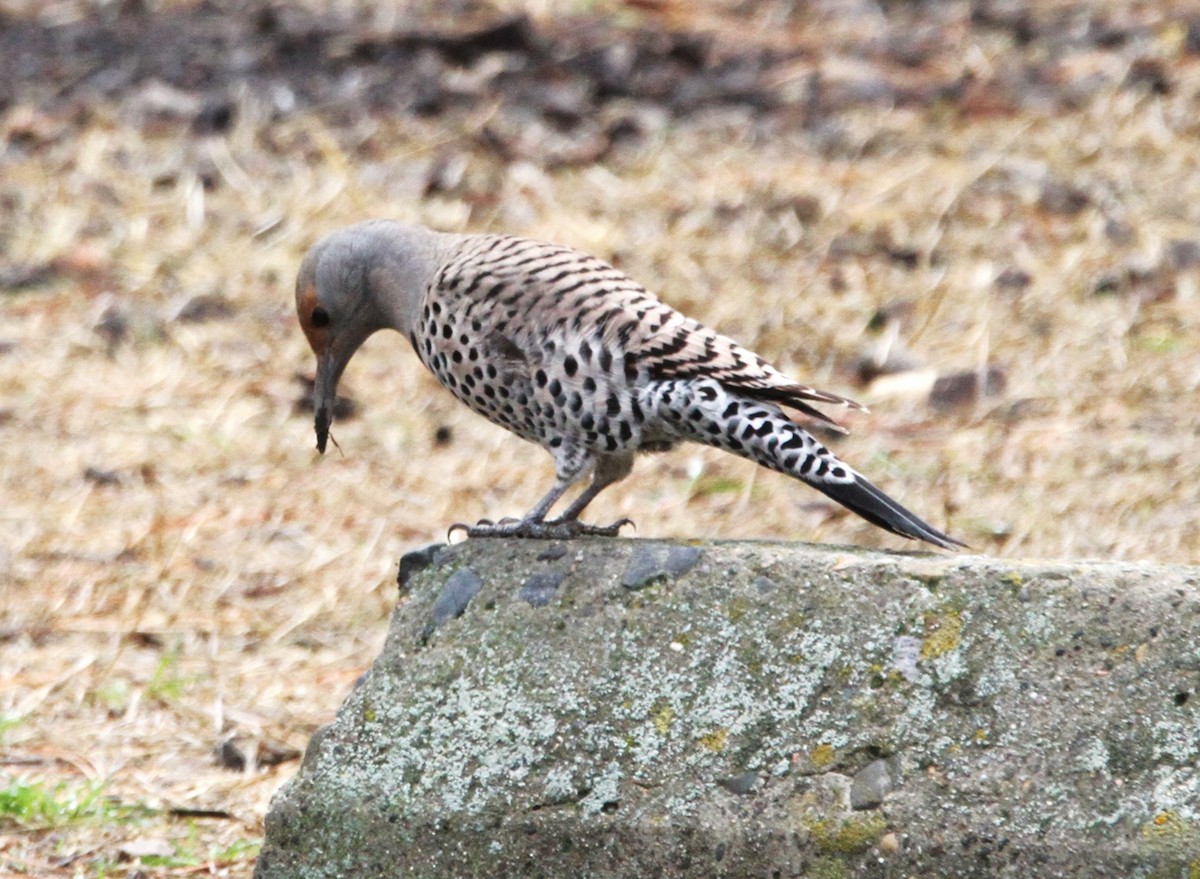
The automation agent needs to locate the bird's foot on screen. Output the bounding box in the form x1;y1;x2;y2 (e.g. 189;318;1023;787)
448;517;635;541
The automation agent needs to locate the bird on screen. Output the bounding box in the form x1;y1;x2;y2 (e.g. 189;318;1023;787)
295;220;963;549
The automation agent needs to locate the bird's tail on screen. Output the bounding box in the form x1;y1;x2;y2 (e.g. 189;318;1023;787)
648;378;964;549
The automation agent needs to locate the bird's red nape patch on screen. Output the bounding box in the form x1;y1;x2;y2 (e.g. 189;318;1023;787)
296;283;328;354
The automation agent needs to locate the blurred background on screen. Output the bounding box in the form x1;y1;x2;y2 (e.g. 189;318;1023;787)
2;0;1198;874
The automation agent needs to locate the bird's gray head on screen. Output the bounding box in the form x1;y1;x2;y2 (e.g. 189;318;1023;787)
295;220;450;453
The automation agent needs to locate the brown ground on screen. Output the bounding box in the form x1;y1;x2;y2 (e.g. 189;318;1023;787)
2;0;1198;875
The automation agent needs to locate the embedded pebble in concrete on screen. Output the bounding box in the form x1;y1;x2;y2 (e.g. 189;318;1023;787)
717;771;761;795
421;567;483;641
621;544;703;590
892;635;923;684
397;543;445;594
850;758;896;810
752;575;778;594
536;544;569;561
519;571;567;607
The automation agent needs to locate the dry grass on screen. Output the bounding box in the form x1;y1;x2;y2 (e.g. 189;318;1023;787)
2;0;1198;875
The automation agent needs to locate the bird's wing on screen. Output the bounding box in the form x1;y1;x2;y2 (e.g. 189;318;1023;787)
629;307;864;427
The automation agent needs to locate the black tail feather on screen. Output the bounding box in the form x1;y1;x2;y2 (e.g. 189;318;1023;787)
811;473;966;550
650;378;964;549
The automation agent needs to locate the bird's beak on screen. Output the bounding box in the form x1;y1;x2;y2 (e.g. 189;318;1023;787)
313;351;344;454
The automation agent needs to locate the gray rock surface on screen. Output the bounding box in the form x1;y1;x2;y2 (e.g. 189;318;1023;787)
255;539;1200;878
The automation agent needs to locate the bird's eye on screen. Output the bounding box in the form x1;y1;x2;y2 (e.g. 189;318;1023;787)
311;306;330;328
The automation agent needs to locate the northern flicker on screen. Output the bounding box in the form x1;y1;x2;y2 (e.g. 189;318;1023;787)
296;220;963;549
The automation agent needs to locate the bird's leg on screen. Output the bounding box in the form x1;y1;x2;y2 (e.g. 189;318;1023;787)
448;478;572;539
450;452;588;539
522;477;575;523
449;452;634;539
452;517;632;540
550;455;636;534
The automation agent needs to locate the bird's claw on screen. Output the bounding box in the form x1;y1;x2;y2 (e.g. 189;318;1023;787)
446;521;476;541
450;516;636;540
